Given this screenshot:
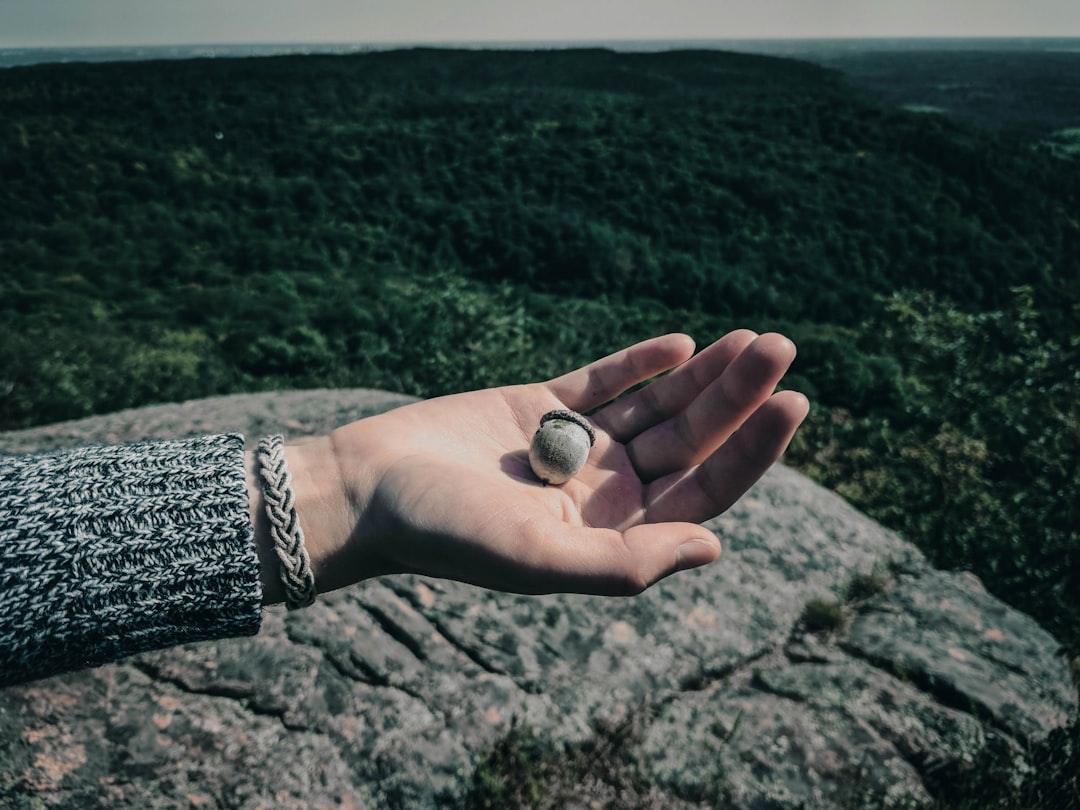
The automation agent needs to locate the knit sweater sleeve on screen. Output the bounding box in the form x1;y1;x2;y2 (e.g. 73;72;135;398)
0;433;263;688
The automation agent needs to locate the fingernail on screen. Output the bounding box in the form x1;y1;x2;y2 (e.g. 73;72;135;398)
675;539;720;572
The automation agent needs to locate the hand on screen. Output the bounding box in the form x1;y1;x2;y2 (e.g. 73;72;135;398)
253;331;808;600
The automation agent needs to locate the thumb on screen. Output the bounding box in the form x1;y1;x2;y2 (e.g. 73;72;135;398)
521;519;722;596
623;523;722;590
596;527;721;596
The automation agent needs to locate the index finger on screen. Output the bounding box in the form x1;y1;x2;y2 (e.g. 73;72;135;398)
642;390;810;524
545;334;696;415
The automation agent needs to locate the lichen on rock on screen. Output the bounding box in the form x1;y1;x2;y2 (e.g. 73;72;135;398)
1;390;1075;809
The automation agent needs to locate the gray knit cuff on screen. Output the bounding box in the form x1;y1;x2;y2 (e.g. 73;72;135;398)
0;433;263;687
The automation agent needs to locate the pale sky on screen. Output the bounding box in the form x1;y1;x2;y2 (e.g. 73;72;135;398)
1;0;1078;48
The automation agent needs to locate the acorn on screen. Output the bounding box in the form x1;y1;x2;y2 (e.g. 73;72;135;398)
529;409;596;485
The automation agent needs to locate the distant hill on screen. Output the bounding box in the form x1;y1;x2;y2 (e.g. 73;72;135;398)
1;49;1075;347
795;44;1080;137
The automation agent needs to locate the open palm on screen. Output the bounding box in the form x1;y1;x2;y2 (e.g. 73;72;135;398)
326;331;808;596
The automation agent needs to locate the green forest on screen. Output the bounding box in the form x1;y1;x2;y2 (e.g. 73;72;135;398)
1;47;1077;806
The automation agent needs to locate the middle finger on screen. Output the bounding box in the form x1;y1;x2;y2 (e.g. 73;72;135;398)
625;333;797;481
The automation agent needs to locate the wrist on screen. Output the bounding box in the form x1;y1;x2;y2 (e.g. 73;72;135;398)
246;435;365;605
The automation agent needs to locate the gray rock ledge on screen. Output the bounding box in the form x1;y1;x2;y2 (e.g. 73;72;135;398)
1;390;1075;809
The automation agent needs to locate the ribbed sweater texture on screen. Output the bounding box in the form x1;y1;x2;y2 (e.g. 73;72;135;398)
0;433;263;688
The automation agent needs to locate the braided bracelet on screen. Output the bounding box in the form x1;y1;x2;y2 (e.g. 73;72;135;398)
257;435;317;610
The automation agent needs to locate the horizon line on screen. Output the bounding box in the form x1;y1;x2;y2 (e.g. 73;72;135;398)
5;34;1080;51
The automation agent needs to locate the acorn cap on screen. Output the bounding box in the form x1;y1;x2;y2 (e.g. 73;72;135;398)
538;409;596;446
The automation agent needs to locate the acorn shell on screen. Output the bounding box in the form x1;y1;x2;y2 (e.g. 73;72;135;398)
528;410;595;485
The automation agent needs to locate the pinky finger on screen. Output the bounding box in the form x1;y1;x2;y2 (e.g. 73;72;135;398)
545;334;696;415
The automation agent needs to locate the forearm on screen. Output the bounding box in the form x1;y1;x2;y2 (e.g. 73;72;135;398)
0;434;263;688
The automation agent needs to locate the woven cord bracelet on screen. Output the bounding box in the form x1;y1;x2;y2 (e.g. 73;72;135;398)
257;435;317;610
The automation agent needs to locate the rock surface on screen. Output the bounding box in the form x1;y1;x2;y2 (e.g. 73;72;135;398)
1;390;1075;809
